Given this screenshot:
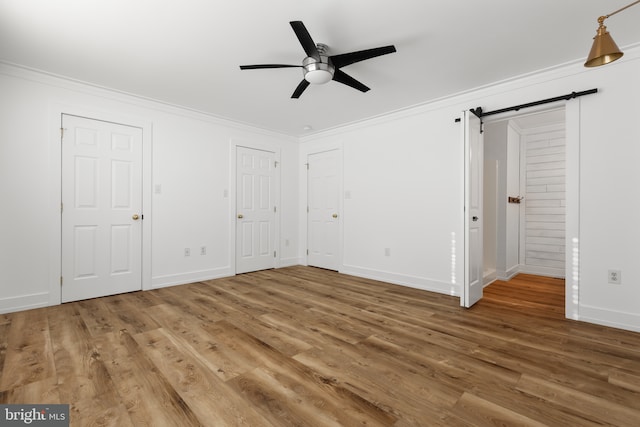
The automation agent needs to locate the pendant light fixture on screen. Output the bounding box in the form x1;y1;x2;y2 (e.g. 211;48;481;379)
585;0;640;67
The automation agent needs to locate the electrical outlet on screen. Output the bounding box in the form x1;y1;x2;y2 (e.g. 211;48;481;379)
184;248;190;257
200;246;206;256
608;270;621;284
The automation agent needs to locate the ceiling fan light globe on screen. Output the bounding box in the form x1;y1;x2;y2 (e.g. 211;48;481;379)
305;69;333;84
303;57;335;84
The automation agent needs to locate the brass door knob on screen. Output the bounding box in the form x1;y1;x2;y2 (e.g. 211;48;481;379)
332;213;338;218
237;214;244;219
132;214;140;220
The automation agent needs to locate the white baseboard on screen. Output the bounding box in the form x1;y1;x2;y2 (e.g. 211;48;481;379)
496;266;520;281
578;305;640;333
518;264;565;278
340;264;459;296
0;292;50;315
497;264;564;281
150;267;233;289
279;257;303;268
483;269;497;287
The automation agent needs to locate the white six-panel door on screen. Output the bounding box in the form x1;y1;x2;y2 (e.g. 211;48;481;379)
463;111;484;308
236;146;276;274
61;115;143;302
307;150;340;271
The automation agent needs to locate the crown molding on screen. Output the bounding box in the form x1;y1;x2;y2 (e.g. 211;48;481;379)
0;61;297;142
300;43;640;143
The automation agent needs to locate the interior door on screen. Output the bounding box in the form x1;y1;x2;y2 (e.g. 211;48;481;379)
462;110;484;307
307;150;340;271
236;146;276;274
61;114;143;302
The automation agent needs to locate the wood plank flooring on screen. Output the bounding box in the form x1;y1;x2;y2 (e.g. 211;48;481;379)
1;267;640;426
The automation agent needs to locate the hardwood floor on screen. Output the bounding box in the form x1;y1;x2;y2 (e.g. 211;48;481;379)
1;267;640;426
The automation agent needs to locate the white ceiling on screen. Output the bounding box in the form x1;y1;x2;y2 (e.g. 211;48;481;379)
2;1;640;137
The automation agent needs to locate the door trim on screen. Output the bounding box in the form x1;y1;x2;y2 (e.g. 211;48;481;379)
230;139;281;275
50;105;153;306
564;100;580;320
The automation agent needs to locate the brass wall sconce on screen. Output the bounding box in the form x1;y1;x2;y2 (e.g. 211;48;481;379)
585;0;640;67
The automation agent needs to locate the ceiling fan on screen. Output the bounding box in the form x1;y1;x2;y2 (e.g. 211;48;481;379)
239;21;397;99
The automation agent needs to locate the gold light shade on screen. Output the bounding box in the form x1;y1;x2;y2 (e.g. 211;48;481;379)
584;19;623;67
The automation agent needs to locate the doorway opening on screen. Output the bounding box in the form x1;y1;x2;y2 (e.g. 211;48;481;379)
482;107;566;311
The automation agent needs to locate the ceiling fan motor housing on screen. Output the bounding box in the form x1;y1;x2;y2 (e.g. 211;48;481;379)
303;44;335;84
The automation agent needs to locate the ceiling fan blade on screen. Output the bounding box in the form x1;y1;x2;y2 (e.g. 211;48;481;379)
239;64;302;70
290;21;319;59
330;45;397;68
291;79;310;98
332;69;370;93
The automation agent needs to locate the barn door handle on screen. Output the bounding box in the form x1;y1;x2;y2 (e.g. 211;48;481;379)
472;216;479;222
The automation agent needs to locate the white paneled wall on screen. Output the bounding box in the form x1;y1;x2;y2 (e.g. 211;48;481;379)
523;127;566;276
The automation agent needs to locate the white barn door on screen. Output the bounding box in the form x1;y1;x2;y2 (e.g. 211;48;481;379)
462;111;484;308
307;150;340;271
61;114;143;302
236;146;276;274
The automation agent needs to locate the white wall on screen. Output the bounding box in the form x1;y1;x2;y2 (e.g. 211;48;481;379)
577;57;640;331
0;63;299;313
300;46;640;332
483;158;497;284
484;121;512;280
301;108;463;295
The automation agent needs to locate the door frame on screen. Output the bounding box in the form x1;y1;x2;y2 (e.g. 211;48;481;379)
229;139;281;275
49;105;153;306
469;100;580;320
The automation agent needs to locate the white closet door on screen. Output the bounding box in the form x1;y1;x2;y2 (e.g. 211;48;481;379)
236;146;276;274
307;149;340;271
61;114;143;302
